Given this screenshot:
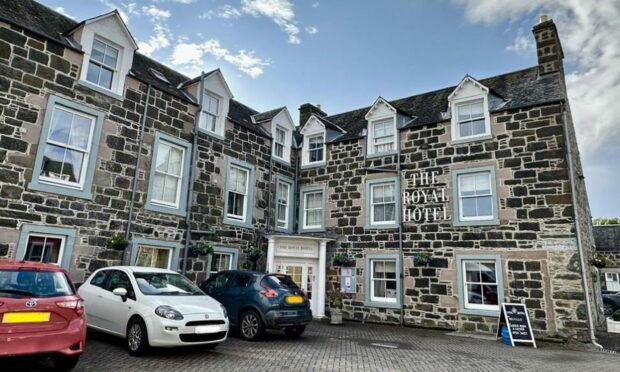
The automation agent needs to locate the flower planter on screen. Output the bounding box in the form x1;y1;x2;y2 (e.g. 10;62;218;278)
607;318;620;333
330;308;343;325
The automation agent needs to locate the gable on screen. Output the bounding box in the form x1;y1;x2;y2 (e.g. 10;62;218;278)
204;70;233;99
365;97;397;121
301;115;325;135
69;11;137;50
272;109;295;132
448;76;489;102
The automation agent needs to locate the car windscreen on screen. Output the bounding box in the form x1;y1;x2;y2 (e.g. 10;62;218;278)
133;272;204;296
0;270;74;298
262;274;300;290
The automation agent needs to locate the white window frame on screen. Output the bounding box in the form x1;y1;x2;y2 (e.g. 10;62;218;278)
38;105;97;191
150;140;186;209
136;245;173;270
201;92;221;134
209;252;234;275
606;272;620;292
371;118;396;154
370;182;397;226
369;259;398;304
23;234;66;266
303;190;324;230
461;259;500;312
276;180;290;229
86;37;119;91
226;164;250;222
274;126;287;160
455;99;488;139
306;134;324;165
458;171;494;222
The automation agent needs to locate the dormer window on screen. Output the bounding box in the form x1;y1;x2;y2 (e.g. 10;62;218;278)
456;100;486;139
372;119;395;153
201;93;221;133
86;39;118;90
449;76;492;144
308;135;324;163
274;126;286;159
364;97;399;157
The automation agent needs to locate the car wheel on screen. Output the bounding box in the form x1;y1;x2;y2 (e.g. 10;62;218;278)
239;310;264;341
284;325;306;338
604;301;615;316
52;355;80;371
127;318;149;356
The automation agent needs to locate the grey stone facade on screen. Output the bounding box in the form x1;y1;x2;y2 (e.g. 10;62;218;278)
0;2;599;343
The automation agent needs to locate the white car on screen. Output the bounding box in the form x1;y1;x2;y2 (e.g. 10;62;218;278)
78;266;229;355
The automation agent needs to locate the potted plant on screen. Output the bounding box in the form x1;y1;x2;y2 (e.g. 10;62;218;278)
590;254;607;269
106;233;128;251
248;246;263;270
328;290;344;325
607;310;620;333
414;252;430;266
333;253;354;267
191;242;214;257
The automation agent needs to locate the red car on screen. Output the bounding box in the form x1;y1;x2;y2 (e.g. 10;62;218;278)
0;260;86;370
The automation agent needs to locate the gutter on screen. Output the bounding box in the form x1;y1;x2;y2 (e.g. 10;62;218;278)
182;71;205;275
561;101;602;349
124;83;152;261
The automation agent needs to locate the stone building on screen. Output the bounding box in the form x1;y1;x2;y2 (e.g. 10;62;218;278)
0;1;601;341
594;225;620;292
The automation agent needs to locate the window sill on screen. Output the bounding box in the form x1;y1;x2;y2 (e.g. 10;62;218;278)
459;307;500;317
223;217;253;228
364;300;400;309
198;128;225;140
78;80;124;101
274;226;293;234
301;162;325;169
364;223;399;230
453;218;500;227
299;226;326;233
145;202;187;217
273;156;291;166
366;150;398;159
28;181;93;200
450;133;492;145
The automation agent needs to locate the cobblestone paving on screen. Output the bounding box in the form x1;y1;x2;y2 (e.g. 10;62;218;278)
5;321;619;371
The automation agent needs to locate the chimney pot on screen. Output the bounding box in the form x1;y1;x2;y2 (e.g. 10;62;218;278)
539;15;549;24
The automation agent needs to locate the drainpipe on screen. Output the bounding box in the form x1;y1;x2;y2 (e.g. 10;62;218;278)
397;133;404;327
561;101;602;348
182;72;205;275
294;145;300;233
124;83;152;263
266;135;275;231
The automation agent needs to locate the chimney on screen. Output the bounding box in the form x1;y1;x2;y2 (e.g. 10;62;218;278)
299;103;327;127
532;15;564;75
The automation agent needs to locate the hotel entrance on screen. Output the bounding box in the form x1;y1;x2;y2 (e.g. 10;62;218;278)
275;260;317;308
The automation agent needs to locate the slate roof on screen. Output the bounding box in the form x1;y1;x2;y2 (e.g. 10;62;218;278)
252;107;285;123
323;67;564;142
594;225;620;252
228;100;271;138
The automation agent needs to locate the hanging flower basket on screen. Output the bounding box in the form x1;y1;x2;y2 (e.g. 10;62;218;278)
590;254;607;269
106;233;128;251
190;243;214;257
413;252;430;266
248;247;263;262
333;253;354;267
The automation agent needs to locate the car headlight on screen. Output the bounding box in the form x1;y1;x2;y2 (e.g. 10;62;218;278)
219;303;228;319
155;305;184;320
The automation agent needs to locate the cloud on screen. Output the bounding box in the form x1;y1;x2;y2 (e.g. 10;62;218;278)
137;5;173;56
312;2;320;8
54;7;76;20
172;40;270;78
505;32;534;55
242;0;301;44
141;5;171;20
305;26;318;35
453;0;620;159
97;0;140;23
200;5;243;20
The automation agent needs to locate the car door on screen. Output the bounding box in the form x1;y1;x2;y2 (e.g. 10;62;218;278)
98;269;137;336
226;273;254;324
202;272;233;306
79;269;110;330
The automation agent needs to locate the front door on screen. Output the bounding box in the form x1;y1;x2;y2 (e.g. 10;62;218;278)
274;260;317;314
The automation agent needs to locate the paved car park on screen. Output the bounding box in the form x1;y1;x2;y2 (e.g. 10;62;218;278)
4;320;618;372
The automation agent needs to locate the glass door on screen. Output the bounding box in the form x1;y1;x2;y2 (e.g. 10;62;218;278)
275;261;317;304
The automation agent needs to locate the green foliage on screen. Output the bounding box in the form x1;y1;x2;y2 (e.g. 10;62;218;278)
590;254;607;269
593;217;620;225
414;252;430;265
613;310;620;322
106;233;128;250
328;290;344;309
249;246;263;261
333;253;354;267
192;242;214;256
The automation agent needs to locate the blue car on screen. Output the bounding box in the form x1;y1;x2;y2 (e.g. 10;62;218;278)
200;270;312;340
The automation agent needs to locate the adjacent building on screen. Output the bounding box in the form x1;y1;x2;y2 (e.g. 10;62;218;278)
594;225;620;292
0;1;602;341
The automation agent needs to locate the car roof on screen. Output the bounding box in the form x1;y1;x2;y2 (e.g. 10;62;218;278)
97;266;178;274
0;259;68;273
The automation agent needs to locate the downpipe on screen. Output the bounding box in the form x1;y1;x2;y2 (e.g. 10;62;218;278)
561;102;602;349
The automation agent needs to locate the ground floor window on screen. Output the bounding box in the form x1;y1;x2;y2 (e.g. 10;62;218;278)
129;238;180;271
16;225;76;269
136;245;171;269
207;247;239;278
456;254;504;316
605;272;620;292
364;254;401;308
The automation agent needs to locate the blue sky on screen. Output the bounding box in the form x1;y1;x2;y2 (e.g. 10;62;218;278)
41;0;620;218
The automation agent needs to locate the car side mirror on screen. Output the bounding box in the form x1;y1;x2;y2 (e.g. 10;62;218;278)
113;287;128;302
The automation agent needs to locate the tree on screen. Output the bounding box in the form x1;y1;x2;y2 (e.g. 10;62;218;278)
593;217;620;225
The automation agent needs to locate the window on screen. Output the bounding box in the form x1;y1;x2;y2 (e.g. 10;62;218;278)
274;126;286;159
23;235;65;265
90;270;109;289
456;255;504;316
201;93;220;133
16;225;76;269
300;187;325;232
456;100;486;139
86;39;118;90
210;252;233;275
606;272;620;292
145;132;191;216
364;254;401;308
365;177;400;229
452;166;499;226
308;135;324;164
129;238;180;271
136;245;171;269
223;159;255;227
276;177;293;231
372;119;395;154
30;96;104;199
205;272;232;289
106;270;135;300
229;274;253;288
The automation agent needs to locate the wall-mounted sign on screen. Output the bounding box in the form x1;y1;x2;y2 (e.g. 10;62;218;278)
340;267;356;294
496;303;537;348
402;171;450;222
275;243;319;258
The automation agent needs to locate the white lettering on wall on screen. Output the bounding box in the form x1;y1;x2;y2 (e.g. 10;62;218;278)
403;171;450;222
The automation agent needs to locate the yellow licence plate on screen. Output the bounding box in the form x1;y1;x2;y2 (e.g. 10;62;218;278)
285;295;304;305
2;312;50;324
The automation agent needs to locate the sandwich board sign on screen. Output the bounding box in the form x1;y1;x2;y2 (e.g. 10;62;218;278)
496;303;537;348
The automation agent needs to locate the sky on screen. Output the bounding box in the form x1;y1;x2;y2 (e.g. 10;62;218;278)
40;0;620;218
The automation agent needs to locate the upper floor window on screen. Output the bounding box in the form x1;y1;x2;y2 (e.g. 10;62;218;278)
308;135;324;164
299;186;326;232
274;126;287;159
276;181;290;229
456;100;486;139
202;93;220;133
86;39;118;90
452;166;499;226
29;96;105;200
223;159;255;227
371;182;396;225
372;119;395;154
